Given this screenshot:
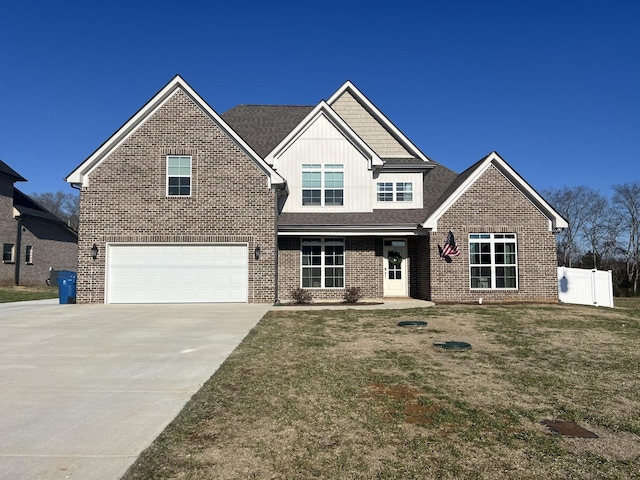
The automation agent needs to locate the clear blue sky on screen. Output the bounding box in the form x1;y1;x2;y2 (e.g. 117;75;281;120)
1;0;638;196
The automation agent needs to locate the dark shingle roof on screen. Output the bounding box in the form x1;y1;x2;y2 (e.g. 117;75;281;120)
13;188;70;225
221;103;462;229
0;160;26;182
422;154;490;220
222;105;314;157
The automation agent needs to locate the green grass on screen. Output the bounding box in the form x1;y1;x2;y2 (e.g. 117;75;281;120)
122;300;640;480
0;286;58;303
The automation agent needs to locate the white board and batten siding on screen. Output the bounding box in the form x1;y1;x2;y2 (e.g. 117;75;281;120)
107;243;248;304
277;114;374;213
557;267;614;308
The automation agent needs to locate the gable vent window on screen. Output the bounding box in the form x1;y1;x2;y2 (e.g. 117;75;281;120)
166;155;192;196
3;243;15;263
302;164;343;206
25;245;34;265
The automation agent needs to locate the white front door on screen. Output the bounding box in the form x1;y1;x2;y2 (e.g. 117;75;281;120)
383;239;408;297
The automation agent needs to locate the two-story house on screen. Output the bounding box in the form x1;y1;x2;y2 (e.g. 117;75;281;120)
0;160;78;286
66;76;566;304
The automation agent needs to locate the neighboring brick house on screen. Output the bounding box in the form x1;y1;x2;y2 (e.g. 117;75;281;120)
0;161;78;286
66;76;567;304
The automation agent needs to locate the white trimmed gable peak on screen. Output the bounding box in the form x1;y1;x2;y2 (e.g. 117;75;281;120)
421;151;569;232
265;101;383;170
66;75;284;188
327;81;431;163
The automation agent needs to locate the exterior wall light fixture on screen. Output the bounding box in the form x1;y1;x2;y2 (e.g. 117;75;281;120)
90;243;99;260
254;245;261;260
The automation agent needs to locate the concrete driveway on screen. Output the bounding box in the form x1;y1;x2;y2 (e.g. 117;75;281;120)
0;300;270;480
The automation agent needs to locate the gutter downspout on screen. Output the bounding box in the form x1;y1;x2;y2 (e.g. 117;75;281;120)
274;187;280;305
15;216;22;286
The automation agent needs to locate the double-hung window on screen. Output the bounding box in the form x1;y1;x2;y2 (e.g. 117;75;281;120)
301;238;344;288
167;155;191;196
2;243;14;263
302;164;343;206
376;182;413;202
469;233;518;289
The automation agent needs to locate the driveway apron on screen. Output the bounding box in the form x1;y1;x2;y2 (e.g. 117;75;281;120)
0;301;269;480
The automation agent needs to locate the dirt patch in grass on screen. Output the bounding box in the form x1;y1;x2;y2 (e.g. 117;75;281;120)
123;301;640;480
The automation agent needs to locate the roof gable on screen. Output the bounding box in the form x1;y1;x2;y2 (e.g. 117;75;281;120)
0;160;27;182
13;188;76;232
422;151;569;232
327;81;431;163
66;75;284;187
265;101;383;169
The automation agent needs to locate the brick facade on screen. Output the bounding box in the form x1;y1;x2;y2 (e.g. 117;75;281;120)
277;236;384;302
0;176;77;287
76;90;277;303
429;165;558;303
69;79;563;305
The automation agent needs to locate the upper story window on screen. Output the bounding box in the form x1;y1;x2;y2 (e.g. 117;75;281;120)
302;164;343;206
167;156;191;196
377;182;413;202
3;243;14;263
25;245;34;264
469;233;518;289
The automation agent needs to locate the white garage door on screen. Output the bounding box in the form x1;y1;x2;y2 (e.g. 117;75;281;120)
107;244;248;303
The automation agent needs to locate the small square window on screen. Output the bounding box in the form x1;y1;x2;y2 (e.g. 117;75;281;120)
377;183;393;202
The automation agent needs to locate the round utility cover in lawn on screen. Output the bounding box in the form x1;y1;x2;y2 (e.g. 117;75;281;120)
433;341;472;350
397;320;428;327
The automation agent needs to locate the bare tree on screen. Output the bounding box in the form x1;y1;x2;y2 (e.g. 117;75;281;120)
612;182;640;294
29;191;79;231
581;191;618;270
543;186;601;267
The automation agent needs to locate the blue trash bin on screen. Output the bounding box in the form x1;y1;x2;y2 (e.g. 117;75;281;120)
57;271;77;304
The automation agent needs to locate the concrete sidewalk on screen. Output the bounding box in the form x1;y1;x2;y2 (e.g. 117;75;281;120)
0;302;270;480
271;298;435;310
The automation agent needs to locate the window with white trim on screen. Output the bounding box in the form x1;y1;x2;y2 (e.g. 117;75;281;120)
302;164;343;206
469;233;517;289
2;243;14;263
301;238;345;288
25;245;33;264
167;155;191;196
376;182;413;202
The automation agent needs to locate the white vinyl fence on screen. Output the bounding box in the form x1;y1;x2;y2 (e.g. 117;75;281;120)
557;267;614;308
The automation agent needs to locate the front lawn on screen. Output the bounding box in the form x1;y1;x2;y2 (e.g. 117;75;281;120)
123;300;640;479
0;286;58;303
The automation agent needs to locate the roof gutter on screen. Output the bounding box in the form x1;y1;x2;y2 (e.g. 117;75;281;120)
278;223;425;236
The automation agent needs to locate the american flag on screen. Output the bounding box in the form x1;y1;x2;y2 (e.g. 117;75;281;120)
441;230;461;258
